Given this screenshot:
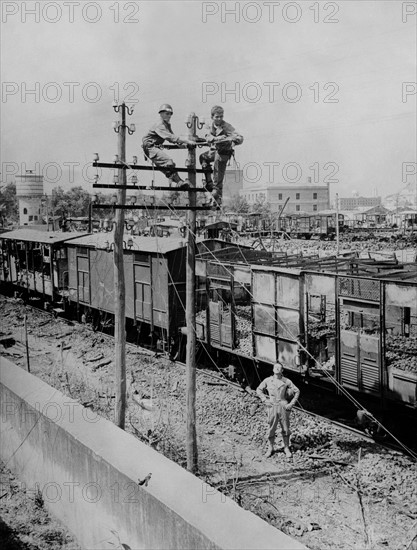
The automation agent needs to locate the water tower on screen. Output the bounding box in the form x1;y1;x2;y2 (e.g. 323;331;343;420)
15;170;44;226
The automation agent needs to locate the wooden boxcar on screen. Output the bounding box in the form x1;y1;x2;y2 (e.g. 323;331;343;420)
1;228;416;409
65;234;189;350
196;248;308;373
65;234;237;353
0;228;88;304
279;212;345;239
196;247;417;408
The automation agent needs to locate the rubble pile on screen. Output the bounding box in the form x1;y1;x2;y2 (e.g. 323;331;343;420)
234;305;253;354
343;453;417;515
1;296;416;550
0;461;81;550
386;334;417;373
308;319;336;339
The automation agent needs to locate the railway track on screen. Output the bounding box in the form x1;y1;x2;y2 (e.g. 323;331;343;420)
179;360;417;459
2;293;416;460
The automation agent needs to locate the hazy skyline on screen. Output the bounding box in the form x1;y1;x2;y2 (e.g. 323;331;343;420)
1;1;416;200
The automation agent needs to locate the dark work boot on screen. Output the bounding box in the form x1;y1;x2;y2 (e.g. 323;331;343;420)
283;435;292;458
203;179;214;192
212;190;222;208
172;173;189;190
202;192;215;207
265;439;275;458
176;180;190;190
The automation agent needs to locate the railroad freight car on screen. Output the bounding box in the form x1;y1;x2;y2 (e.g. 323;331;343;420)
63;233;242;355
195;248;417;409
1;228;416;410
0;229;242;355
279;212;345;240
64;233;189;353
196;255;308;378
0;228;88;307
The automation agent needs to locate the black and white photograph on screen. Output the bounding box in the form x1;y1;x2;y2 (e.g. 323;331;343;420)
0;1;416;549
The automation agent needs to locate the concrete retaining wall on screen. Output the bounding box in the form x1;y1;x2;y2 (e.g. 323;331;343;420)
0;356;307;550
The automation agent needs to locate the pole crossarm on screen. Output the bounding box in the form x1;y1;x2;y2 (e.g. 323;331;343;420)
93;183;208;192
163;143;208;149
92;204;218;211
93;162;211;175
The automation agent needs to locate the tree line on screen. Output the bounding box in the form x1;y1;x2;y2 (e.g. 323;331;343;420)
0;184;272;228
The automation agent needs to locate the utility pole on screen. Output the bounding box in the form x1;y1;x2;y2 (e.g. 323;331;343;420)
24;313;30;373
91;107;208;441
185;112;204;473
88;198;93;233
41;195;49;231
335;193;340;256
185;114;197;472
113;102;133;429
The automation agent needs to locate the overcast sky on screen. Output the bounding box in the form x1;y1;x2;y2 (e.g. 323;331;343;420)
1;0;416;200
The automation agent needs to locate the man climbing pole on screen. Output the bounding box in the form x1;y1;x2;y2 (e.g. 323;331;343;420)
142;104;197;189
199;105;243;207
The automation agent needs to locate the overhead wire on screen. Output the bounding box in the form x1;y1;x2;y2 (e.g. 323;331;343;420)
153;195;232;380
105;146;415;458
154;193;417;458
138;161;236;377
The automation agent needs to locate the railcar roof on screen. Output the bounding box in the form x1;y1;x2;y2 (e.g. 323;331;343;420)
203;221;238;230
0;228;89;244
65;235;250;254
67;233;188;253
197;245;417;280
250;264;303;275
151;221;182;228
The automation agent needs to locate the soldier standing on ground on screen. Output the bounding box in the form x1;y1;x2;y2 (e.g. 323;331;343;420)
256;362;300;458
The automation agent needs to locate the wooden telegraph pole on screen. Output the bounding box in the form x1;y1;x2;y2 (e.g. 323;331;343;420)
113;102;134;429
92;107;207;442
185;113;201;473
24;313;30;373
335;192;340;256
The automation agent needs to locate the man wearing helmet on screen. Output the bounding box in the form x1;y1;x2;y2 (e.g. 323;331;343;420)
199;106;243;206
142;104;197;188
256;362;300;459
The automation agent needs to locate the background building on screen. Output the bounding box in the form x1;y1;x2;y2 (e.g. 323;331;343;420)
241;182;330;214
339;196;381;210
383;182;417;210
223;169;244;205
15;171;44;226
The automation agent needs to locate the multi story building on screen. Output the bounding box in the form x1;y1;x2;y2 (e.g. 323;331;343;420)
223;169;244;204
339;196;381;210
15;170;44;226
241;183;330;214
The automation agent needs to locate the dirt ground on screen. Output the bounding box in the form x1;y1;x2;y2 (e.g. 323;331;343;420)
1;296;416;550
0;461;80;550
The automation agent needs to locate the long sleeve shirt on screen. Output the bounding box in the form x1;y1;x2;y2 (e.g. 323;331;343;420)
256;375;300;406
205;121;243;154
142;120;184;149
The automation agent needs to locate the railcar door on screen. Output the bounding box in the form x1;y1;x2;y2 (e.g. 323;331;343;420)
207;262;234;350
384;281;417;406
304;272;337;372
208;287;233;349
77;253;90;305
134;259;152;323
338;277;381;395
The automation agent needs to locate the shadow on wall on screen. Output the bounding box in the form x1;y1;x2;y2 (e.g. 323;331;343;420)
0;515;36;550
